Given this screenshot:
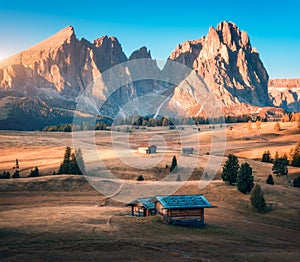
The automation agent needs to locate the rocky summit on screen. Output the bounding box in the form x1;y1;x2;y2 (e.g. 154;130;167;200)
169;21;271;114
0;22;297;130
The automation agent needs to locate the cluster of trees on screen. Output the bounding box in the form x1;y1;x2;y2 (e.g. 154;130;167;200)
261;142;300;187
281;112;300;124
1;147;87;179
0;160;41;179
42;122;108;132
57;147;85;175
262;142;300;168
222;154;267;213
222;154;254;194
0;171;10;179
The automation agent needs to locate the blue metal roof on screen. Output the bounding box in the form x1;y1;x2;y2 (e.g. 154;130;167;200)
127;197;155;210
138;197;155;210
154;194;212;209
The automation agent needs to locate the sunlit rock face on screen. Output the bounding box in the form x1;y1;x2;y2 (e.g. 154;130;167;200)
169;21;271;115
268;79;300;112
0;22;295;129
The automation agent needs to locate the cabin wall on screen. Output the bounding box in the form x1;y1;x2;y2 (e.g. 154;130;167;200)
155;202;167;215
169;208;204;222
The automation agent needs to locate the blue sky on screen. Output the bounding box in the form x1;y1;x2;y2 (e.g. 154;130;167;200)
0;0;299;78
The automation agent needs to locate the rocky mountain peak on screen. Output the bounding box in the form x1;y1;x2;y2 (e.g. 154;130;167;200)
215;21;251;51
92;35;127;72
129;46;151;60
169;21;270;111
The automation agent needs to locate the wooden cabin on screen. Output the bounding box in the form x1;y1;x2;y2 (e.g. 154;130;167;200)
152;194;213;227
138;145;157;154
126;197;156;216
182;147;194;155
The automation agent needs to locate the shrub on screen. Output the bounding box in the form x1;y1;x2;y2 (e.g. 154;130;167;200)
250;184;266;213
266;174;274;185
137;175;144;181
222;154;239;185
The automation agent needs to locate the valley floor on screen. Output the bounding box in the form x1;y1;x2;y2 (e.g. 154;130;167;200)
0;122;300;261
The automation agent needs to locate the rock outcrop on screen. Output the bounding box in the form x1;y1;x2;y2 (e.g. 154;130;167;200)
169;21;271;114
268;79;300;112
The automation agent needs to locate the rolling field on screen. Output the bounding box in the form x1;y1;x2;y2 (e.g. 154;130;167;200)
0;122;300;261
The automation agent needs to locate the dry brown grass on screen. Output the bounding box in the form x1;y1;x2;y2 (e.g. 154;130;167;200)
0;122;300;261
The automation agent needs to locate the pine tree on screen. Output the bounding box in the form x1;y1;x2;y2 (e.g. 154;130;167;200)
222;154;239;185
170;156;177;172
262;151;271;163
250;184;266;213
12;159;20;178
28;166;40;177
266;174;274;185
137;175;144;181
237;162;254;193
290;142;300;167
272;158;288;176
75;149;85;174
58;146;71;174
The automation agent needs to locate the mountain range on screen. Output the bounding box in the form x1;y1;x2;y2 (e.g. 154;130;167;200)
0;21;298;130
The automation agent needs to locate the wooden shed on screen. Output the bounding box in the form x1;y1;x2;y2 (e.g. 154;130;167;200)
152;194;213;227
126;197;156;216
138;145;157;154
182;147;193;155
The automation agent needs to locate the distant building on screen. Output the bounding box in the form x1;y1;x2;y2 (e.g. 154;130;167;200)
182;147;193;155
138;145;157;154
126;197;156;216
151;194;214;227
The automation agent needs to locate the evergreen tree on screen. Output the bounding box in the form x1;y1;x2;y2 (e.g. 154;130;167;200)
137;175;144;181
170;156;177;172
12;159;20;178
290;142;300;167
69;153;80;175
272;158;288;176
58;146;71;174
250;184;266;213
28;166;40;177
222;154;239;185
261;151;272;163
237;162;254;193
0;171;10;179
75;149;85;174
266;174;274;185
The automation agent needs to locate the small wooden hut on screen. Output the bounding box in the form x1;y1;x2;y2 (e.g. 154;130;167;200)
182;147;194;155
126;197;156;216
138;145;157;154
152;194;213;227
